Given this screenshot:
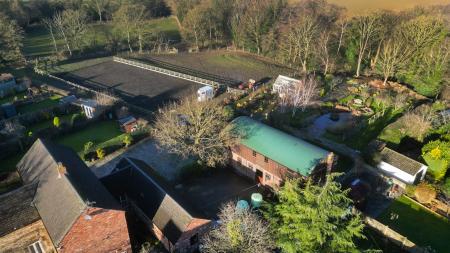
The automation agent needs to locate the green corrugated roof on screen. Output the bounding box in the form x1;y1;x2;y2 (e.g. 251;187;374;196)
232;116;329;176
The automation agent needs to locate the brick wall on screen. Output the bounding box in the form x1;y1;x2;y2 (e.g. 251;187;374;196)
59;208;131;253
175;218;211;253
231;144;298;186
0;220;56;253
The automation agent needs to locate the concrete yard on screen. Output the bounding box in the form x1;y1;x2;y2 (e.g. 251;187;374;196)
61;60;203;111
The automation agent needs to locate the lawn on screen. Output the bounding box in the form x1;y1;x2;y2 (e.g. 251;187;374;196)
0;91;27;105
378;195;450;253
23;17;180;57
16;94;62;114
27;113;77;133
55;120;122;154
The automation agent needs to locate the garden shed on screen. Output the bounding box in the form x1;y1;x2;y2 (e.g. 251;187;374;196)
272;75;300;96
377;147;428;187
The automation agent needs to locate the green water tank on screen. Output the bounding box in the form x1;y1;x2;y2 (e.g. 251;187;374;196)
251;193;263;208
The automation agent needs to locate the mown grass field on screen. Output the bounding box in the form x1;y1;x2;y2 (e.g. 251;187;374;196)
378;195;450;253
23;17;180;57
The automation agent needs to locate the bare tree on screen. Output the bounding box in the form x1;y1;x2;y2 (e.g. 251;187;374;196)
377;38;405;85
201;201;274;253
278;76;319;116
95;90;116;107
354;13;380;77
1;120;25;150
113;4;146;53
42;18;58;53
52;10;87;56
84;0;110;22
152;95;238;167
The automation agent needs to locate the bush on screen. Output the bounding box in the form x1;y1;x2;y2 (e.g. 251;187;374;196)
442;178;450;198
123;134;133;148
414;182;437;204
53;116;60;128
96;148;105;159
422;140;450;181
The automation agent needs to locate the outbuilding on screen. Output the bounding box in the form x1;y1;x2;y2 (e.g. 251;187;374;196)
118;115;138;133
376;147;428;187
230;116;334;187
272;75;300;96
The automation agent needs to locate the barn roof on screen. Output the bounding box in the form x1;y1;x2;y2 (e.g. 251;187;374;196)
101;158;195;244
16;139;119;246
232;116;329;176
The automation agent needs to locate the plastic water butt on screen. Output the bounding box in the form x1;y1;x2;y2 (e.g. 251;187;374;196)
251;193;263;208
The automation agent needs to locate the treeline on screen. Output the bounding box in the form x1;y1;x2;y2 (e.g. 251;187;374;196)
0;0;174;64
173;0;450;97
0;0;171;27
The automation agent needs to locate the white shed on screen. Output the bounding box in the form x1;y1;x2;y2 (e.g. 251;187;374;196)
377;147;428;187
79;99;101;119
272;75;300;96
197;86;214;102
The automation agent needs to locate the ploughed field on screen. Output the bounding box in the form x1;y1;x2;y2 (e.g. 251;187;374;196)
60;60;202;111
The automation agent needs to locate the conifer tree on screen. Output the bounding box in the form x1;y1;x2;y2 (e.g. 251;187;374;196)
264;174;366;253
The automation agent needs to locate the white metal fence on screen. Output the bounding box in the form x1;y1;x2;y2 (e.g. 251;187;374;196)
113;56;222;88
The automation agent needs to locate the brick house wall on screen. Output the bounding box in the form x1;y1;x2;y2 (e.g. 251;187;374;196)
0;220;56;253
58;208;131;253
231;144;311;187
175;218;211;253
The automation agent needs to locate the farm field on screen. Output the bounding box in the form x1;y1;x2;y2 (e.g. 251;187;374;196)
378;196;450;253
288;0;448;15
147;51;295;83
23;17;180;57
60;60;202;110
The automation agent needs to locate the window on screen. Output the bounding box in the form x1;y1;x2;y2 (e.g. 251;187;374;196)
248;163;253;170
252;150;257;157
190;234;199;245
28;241;44;253
265;173;272;182
264;156;269;163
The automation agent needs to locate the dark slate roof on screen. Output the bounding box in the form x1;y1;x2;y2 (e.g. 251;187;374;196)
0;183;40;237
118;116;136;126
101;158;194;244
16;139;120;246
380;147;426;175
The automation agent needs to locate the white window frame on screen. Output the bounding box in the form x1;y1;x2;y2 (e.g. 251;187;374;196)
28;240;44;253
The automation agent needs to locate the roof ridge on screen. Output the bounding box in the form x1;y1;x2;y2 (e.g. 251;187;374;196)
125;158;193;221
35;138;88;208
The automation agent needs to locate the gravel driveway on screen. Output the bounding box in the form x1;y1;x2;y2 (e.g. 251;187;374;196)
90;138;190;181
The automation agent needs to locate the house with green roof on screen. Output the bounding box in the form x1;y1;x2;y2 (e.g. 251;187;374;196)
231;116;333;187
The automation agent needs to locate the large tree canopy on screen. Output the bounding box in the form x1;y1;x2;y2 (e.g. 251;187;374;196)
152;96;238;167
0;13;24;67
264;174;367;253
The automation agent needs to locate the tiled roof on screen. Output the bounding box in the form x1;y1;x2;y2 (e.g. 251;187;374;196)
16;139;120;246
101;158;194;244
0;183;40;237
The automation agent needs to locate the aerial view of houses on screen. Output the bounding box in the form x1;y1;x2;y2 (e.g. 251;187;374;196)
0;0;449;253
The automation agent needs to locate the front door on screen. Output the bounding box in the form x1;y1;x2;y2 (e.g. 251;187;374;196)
255;169;263;184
